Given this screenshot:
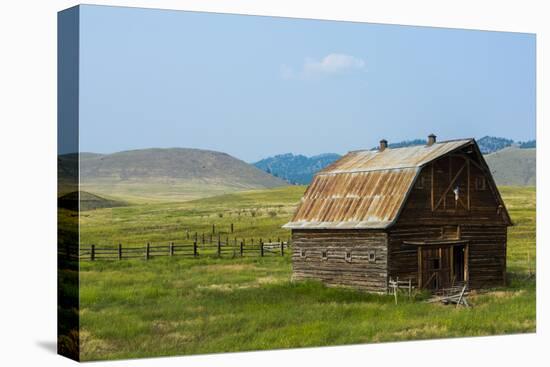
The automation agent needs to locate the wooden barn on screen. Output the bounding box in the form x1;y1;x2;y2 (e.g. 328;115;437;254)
283;135;512;292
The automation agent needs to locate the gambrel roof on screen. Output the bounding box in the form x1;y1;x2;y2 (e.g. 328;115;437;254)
283;138;511;229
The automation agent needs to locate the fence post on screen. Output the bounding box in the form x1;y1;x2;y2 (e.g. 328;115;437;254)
240;241;244;257
170;241;174;257
202;233;205;245
217;236;221;257
230;223;234;233
281;241;284;256
91;244;95;261
193;241;198;257
212;224;215;234
395;276;399;305
118;243;122;260
146;242;150;260
260;239;264;257
186;230;189;240
408;278;412;297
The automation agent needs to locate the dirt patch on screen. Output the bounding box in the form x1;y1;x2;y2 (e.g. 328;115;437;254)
198;283;235;291
374;324;448;341
151;320;175;334
493;290;526;298
256;276;278;284
164;332;194;344
204;264;256;272
80;330;113;356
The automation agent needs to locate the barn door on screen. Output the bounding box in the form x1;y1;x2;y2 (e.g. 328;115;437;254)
419;246;452;290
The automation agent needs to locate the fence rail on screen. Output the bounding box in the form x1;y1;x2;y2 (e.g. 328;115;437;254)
58;238;291;262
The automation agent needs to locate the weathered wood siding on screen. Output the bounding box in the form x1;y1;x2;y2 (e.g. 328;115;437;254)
387;225;507;289
387;226;443;287
461;225;507;288
387;155;508;289
398;156;508;226
291;229;388;292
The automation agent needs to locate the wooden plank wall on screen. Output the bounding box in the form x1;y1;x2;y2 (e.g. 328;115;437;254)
389;153;508;289
291;229;388;292
398;157;507;226
461;225;507;288
387;224;507;289
387;226;443;286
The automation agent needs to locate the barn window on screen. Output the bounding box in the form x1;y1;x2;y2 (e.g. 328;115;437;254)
415;176;426;189
321;250;328;260
475;176;487;191
368;250;376;262
441;225;459;239
345;251;352;262
300;249;306;258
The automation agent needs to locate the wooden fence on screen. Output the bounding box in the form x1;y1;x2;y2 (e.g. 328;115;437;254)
59;236;291;262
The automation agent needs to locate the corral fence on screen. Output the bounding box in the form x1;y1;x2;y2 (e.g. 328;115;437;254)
59;235;291;262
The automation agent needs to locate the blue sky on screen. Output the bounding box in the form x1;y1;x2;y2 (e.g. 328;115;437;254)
79;5;536;162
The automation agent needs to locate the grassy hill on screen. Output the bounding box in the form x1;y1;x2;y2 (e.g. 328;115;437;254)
60;148;289;203
485;147;536;186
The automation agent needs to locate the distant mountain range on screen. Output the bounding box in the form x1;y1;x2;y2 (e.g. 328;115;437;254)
253;153;341;185
475;136;535;153
253;137;536;186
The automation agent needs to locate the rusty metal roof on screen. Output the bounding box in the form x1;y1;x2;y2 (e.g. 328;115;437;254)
284;139;473;229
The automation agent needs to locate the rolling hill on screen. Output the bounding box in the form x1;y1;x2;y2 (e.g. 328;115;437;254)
485;147;536;186
60;148;289;203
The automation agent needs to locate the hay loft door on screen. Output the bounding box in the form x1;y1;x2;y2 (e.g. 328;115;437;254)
418;244;468;290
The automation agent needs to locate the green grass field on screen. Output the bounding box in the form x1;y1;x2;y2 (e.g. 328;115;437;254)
78;185;536;361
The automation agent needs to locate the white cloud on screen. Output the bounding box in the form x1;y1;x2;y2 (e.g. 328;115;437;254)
281;53;366;80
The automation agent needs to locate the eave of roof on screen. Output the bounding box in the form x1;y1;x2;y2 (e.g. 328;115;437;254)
282;220;392;229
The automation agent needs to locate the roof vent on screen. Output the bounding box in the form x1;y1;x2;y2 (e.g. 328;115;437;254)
427;134;436;146
379;139;388;152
